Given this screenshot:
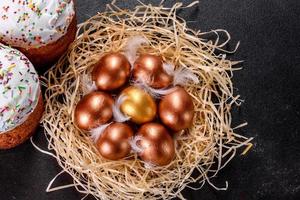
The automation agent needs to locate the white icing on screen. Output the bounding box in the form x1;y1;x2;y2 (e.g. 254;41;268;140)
0;0;75;48
0;44;40;133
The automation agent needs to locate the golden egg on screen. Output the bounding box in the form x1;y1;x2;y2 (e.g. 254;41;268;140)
92;52;131;91
159;86;194;132
133;54;173;88
136;123;175;166
96;122;134;160
74;92;114;131
120;86;157;124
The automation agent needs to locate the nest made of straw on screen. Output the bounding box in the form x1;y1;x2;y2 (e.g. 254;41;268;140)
39;1;253;200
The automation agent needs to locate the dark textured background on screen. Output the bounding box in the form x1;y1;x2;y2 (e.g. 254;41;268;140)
1;0;300;199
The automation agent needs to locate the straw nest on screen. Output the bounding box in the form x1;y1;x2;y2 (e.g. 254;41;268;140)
37;1;253;200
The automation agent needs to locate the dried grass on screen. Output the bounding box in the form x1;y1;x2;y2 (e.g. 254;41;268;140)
36;1;253;199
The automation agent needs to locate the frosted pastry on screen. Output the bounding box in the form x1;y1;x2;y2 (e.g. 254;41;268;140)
0;0;77;68
0;44;44;149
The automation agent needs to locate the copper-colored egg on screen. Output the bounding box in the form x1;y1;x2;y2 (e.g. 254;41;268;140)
92;52;131;91
133;54;173;88
120;86;157;124
96;122;134;160
137;123;175;166
74;92;114;131
159;87;194;132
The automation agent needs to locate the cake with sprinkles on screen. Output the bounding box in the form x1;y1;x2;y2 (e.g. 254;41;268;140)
0;0;77;68
0;44;44;149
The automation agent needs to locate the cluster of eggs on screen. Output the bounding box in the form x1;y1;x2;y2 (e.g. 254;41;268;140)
74;53;194;166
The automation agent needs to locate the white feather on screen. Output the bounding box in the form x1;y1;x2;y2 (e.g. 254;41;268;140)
133;78;176;99
173;67;199;86
163;63;199;86
129;135;145;153
81;74;97;95
112;95;130;122
90;123;111;143
144;162;156;169
162;63;176;75
124;36;148;66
